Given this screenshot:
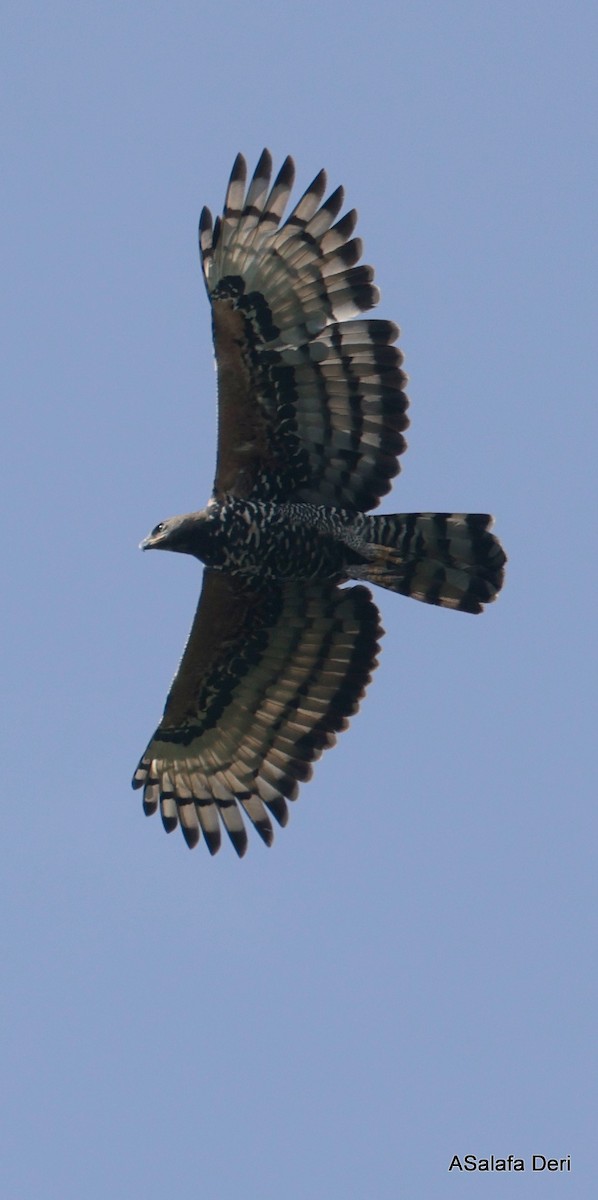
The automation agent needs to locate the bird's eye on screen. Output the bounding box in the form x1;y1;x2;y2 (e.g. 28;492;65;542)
151;522;165;537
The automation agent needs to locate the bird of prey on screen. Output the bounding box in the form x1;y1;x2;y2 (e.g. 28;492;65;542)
133;150;506;857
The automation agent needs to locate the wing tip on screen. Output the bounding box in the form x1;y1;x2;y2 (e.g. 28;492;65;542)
229;151;247;184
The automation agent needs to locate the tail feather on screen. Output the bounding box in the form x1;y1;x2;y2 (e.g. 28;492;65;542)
359;512;506;613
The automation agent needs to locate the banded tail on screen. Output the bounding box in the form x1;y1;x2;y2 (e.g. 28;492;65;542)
355;512;506;613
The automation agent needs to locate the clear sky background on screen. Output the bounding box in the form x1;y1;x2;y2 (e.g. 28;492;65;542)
2;3;596;1197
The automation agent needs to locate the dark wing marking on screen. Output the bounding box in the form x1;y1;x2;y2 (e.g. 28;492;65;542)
199;150;409;510
132;570;382;856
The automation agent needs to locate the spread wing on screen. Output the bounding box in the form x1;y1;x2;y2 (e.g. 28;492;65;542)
199;150;409;509
133;571;382;856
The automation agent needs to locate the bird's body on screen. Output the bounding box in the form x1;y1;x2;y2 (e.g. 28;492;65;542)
134;151;506;857
145;498;357;583
148;498;503;605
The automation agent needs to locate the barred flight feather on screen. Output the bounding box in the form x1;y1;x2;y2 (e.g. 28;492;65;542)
133;574;381;856
200;151;409;509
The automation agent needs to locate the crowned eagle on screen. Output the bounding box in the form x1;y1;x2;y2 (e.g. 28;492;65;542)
133;151;506;856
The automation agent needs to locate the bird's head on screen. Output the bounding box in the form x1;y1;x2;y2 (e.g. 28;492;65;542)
140;508;216;560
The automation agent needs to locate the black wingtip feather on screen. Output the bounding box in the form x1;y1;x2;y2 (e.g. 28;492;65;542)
204;835;222;857
253;820;274;848
181;823;201;850
275;155;295;189
332;209;358;241
199;205;212;233
253;147;272;178
322;184;344;220
228;828;249;857
229;152;246;183
264;795;289;827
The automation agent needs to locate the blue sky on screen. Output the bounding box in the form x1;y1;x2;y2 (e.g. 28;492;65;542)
2;2;596;1196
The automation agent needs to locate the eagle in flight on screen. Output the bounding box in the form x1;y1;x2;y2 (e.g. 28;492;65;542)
133;150;506;857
